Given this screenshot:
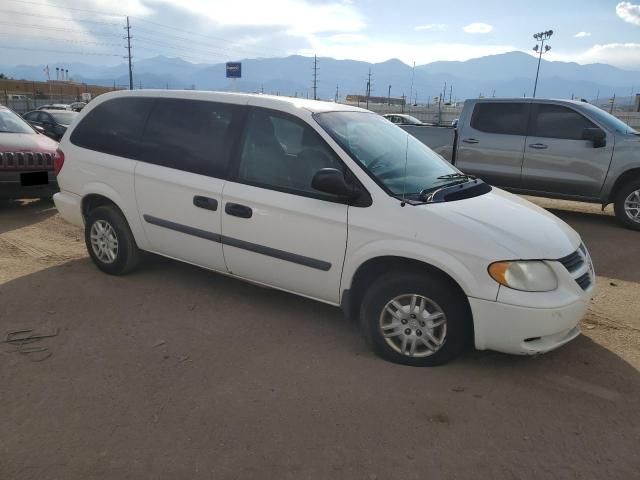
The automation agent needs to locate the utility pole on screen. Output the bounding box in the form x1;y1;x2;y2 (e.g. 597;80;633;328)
335;84;339;102
449;85;453;103
408;61;415;111
610;94;616;114
388;84;391;105
312;55;318;100
532;30;553;98
125;16;133;91
366;68;372;109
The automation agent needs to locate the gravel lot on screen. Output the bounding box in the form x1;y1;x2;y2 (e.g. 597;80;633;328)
1;197;639;479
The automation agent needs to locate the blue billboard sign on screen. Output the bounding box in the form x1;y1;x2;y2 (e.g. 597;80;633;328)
226;62;242;79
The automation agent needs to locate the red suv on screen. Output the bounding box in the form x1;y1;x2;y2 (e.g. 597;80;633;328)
0;105;59;199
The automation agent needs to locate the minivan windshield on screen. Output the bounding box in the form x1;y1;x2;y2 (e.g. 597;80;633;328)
580;103;638;135
315;111;464;199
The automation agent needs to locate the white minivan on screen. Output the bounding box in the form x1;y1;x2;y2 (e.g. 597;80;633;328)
53;90;594;366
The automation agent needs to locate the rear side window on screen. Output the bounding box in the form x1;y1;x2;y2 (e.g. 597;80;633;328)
532;104;597;140
470;102;528;135
141;99;239;177
70;97;155;159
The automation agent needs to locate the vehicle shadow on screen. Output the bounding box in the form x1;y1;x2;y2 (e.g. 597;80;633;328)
1;256;639;478
0;197;57;235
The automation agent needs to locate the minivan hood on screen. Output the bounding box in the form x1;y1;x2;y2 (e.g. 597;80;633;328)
419;188;580;260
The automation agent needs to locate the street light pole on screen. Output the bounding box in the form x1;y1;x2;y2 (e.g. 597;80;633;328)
532;30;553;98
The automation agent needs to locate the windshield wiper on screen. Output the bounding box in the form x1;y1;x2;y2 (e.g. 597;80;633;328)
437;172;476;180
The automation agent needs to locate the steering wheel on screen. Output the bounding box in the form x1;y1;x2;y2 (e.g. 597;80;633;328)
367;151;390;171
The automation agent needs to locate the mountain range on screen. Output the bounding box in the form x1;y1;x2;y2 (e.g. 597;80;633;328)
1;51;638;102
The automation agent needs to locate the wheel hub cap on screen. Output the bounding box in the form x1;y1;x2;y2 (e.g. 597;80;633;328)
379;294;447;358
624;189;640;223
90;220;119;264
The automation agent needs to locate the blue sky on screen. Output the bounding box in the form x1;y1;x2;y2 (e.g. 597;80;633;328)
2;0;640;69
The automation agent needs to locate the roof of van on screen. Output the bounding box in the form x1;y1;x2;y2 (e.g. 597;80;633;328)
469;97;589;106
99;89;368;114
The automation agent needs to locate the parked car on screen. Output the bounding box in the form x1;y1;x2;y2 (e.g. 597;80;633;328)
53;91;594;366
69;102;87;112
37;104;70;111
401;98;640;230
383;113;424;125
23;109;78;141
0;106;59;199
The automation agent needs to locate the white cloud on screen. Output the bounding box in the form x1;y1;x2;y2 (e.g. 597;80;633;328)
463;22;493;34
577;43;640;68
574;31;592;38
298;38;515;65
150;0;365;35
616;2;640;26
415;24;446;31
549;43;640;69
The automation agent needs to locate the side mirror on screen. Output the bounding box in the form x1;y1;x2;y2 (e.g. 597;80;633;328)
312;168;360;199
582;128;606;148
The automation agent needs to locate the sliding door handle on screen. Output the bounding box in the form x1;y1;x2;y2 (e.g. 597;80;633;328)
462;138;479;144
225;203;253;219
528;143;548;150
193;196;218;211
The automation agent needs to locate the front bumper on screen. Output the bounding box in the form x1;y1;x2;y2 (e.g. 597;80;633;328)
0;171;58;199
469;296;589;355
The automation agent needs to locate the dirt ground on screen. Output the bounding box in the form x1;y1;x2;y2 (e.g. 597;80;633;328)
1;197;639;479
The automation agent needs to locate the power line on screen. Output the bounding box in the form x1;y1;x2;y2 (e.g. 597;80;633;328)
133;26;279;60
5;0;125;18
133;18;284;56
0;44;122;57
0;9;122;25
0;20;121;36
0;32;121;47
134;35;241;60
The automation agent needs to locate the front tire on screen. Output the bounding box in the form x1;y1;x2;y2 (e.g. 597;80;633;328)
85;205;140;275
359;271;471;366
614;179;640;231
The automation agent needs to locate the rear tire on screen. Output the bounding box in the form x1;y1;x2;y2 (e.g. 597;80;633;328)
613;179;640;231
359;271;471;366
85;205;140;275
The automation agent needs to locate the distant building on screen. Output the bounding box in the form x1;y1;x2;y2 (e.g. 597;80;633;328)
635;94;640;112
346;94;406;106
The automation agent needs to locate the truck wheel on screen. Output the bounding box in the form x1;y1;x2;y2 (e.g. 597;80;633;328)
359;271;471;366
614;179;640;231
85;205;140;275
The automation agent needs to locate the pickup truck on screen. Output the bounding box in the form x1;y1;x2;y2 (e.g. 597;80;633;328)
400;98;640;230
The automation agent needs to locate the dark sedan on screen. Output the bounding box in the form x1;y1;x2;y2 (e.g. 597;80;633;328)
23;109;78;141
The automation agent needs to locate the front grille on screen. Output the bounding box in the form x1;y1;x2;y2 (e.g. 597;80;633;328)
0;151;54;171
557;244;593;291
558;249;584;273
576;272;592;290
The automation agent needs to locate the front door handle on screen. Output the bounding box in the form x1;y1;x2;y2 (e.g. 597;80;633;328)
462;138;479;144
193;195;218;211
225;203;253;219
529;143;548;150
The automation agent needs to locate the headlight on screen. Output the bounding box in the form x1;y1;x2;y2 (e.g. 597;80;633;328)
488;261;558;292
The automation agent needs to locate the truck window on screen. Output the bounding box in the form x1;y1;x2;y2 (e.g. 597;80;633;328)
470;103;528;136
533;104;597;140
